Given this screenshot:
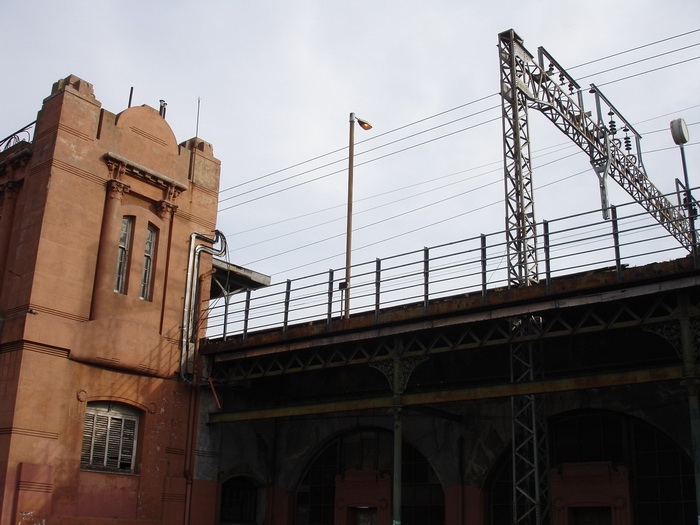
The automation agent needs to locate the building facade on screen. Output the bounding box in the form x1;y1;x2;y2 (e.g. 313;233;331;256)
0;75;221;524
2;74;699;525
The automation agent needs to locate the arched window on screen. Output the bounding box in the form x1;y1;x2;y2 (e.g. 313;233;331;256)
80;401;139;474
220;476;257;524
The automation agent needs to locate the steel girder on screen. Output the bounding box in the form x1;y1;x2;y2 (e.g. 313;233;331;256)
499;30;540;288
211;284;685;383
499;30;691;251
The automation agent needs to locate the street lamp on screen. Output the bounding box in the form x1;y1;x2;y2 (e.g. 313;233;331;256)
343;112;373;319
670;118;696;255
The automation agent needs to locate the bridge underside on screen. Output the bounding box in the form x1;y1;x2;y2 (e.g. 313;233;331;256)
203;257;698;418
199;257;700;524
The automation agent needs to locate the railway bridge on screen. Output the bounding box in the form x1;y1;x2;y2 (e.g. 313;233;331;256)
198;202;700;525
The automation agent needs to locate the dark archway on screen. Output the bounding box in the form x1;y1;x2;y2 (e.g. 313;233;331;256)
486;410;696;524
220;476;259;525
294;427;444;525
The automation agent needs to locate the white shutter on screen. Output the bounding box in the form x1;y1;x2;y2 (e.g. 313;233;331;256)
80;403;139;473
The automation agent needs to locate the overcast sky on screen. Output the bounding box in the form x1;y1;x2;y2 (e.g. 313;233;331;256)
2;1;699;287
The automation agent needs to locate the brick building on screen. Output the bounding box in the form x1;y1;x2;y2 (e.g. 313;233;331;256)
0;74;224;524
2;74;699;525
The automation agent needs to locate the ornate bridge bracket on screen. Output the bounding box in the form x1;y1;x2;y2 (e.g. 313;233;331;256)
646;318;700;373
369;355;429;397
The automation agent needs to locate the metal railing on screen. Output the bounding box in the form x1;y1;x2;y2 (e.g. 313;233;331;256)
203;192;696;341
0;121;36;151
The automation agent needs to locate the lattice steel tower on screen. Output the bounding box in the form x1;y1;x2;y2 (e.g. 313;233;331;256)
498;28;694;525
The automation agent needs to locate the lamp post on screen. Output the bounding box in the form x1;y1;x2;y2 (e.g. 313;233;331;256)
344;112;372;319
672;117;700;525
671;118;696;255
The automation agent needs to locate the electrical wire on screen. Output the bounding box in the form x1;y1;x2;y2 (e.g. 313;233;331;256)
574;42;700;82
217;93;498;196
248;154;588;273
235;143;579;250
223;32;700;274
220;50;697;213
218;28;699;203
252;136;699;277
596;55;700;88
218;108;501;208
567;28;700;70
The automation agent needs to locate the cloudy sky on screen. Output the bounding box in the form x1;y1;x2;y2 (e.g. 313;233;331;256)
3;1;699;286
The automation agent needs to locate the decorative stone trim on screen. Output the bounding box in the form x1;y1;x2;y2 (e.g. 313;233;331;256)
104;152;187;197
106;179;130;201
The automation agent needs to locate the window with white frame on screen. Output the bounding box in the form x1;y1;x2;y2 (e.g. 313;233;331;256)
115;216;133;294
80;402;139;474
140;224;157;300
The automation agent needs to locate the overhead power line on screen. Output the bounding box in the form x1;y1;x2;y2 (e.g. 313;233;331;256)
218;114;502;211
219;47;699;213
218;28;699;202
218;93;498;195
221;30;700;274
567;28;700;70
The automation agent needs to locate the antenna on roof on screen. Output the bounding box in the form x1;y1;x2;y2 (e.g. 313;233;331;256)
195;97;201;138
128;87;134;108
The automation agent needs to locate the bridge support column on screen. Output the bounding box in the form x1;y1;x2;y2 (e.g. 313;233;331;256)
679;291;700;524
391;399;402;525
685;379;700;525
370;346;428;525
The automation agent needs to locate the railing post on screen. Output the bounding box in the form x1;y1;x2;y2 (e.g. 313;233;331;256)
481;234;488;304
611;205;622;281
375;259;381;322
283;279;292;332
423;247;430;314
242;289;251;341
543;221;551;294
327;269;334;330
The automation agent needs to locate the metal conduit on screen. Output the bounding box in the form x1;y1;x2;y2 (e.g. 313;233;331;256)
181;230;227;382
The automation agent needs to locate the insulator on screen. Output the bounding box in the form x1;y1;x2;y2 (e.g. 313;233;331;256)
607;110;617;135
624;135;632;152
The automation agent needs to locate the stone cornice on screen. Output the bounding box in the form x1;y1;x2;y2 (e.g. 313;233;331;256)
104;152;188;194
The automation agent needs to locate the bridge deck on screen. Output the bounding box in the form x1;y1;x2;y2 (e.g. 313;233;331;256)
202;256;697;362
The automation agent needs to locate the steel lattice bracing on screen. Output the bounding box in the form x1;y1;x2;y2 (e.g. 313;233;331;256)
499;30;540;288
499;28;695;525
499;29;550;525
510;317;549;525
500;30;692;254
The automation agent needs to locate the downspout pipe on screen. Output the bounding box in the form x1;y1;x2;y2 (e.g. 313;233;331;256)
180;230;226;525
181;230;227;382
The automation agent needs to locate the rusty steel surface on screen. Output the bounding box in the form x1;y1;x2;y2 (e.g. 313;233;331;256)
208;364;686;423
203;257;697;361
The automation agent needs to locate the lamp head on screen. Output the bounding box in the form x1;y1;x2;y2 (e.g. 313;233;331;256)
357;118;372;131
671;118;689;146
